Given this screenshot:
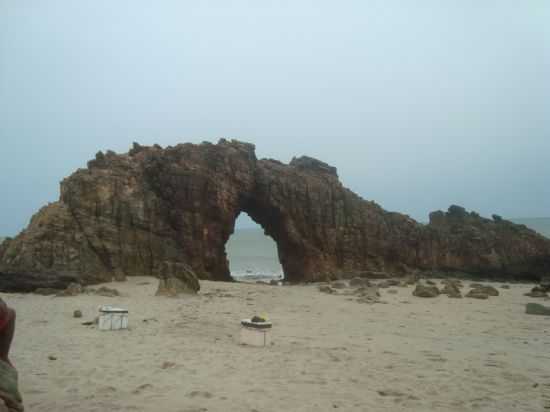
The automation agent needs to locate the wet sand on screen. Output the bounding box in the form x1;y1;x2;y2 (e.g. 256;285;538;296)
5;277;550;411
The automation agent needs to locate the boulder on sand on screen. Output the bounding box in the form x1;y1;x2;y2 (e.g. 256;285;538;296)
524;286;549;298
465;289;489;300
56;282;82;297
349;277;371;288
319;285;335;294
412;284;440;298
331;281;347;289
525;303;550;316
466;285;499;298
441;282;462;298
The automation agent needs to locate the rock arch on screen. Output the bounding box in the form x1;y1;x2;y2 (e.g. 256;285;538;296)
1;139;549;292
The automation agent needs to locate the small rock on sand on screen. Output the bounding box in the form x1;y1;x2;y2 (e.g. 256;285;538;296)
331;281;347;289
524;286;549;298
412;284;440;298
466;289;489;300
349;277;370;287
525;303;550;316
319;285;335;294
56;283;82;297
73;310;83;318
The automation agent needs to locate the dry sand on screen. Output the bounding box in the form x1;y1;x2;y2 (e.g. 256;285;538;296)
4;277;550;412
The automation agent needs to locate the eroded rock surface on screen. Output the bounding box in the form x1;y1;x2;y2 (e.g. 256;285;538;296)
1;139;550;291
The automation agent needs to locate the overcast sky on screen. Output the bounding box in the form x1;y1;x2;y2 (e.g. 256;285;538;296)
1;1;549;235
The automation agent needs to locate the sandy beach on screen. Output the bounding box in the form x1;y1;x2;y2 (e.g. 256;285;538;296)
2;277;549;412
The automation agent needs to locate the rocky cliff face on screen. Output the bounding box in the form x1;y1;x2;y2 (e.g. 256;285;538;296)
1;139;549;291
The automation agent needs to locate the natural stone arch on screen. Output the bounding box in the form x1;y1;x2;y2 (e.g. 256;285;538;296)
1;139;549;293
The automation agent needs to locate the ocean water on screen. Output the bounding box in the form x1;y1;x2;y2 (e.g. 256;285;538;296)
225;228;283;281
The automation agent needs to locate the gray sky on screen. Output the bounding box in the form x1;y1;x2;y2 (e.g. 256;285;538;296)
1;1;549;235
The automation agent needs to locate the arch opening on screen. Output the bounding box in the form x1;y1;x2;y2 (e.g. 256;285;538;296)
225;212;284;282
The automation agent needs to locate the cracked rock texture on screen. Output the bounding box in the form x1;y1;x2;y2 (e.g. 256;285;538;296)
1;140;549;291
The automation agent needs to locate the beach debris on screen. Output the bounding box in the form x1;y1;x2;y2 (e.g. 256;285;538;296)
73;310;82;318
98;306;128;331
319;285;335;294
525;303;550;316
412;284;440;298
240;317;272;346
56;282;82;297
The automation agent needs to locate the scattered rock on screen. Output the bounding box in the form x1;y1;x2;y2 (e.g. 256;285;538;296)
48;355;57;361
331;281;347;289
349;277;370;287
56;282;82;297
441;279;463;288
425;280;436;286
73;310;82;318
84;286;120;297
465;289;489;299
156;274;199;297
501;284;511;289
355;286;381;304
525;303;550;316
161;362;176;370
319;285;335;294
412;284;440;298
378;279;400;288
469;285;499;297
33;288;60;296
525;286;549;298
359;271;392;280
441;282;462;298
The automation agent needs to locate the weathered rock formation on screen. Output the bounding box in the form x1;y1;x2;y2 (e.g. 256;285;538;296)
1;139;550;292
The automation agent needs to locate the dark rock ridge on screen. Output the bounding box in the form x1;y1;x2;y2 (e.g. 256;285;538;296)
1;139;550;291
